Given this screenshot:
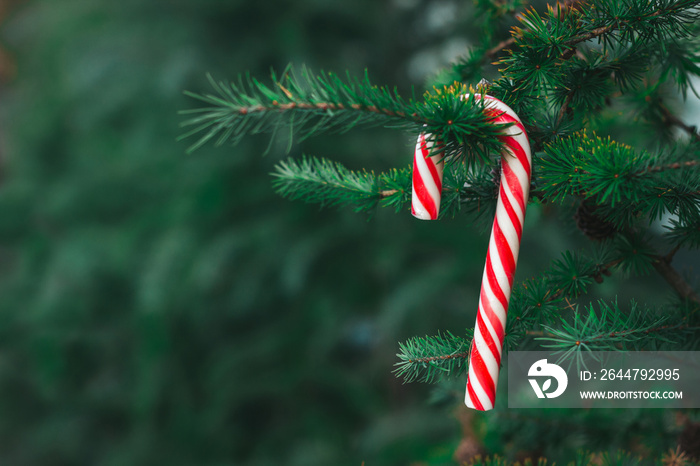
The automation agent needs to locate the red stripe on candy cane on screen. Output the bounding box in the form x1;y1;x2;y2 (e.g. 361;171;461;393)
421;136;443;192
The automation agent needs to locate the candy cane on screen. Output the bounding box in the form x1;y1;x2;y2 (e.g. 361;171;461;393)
411;94;532;411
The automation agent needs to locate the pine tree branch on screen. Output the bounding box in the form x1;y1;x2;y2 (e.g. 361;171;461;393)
179;69;426;153
227;100;413;123
271;156;411;213
394;331;472;383
530;320;694;345
538;300;691;352
181;69;509;159
574;320;692;347
646;160;700;173
542;145;698;177
565;0;695;47
548;257;622;301
506;0;697;55
539;131;700;222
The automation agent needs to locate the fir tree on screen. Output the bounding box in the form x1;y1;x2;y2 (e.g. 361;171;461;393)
182;0;700;462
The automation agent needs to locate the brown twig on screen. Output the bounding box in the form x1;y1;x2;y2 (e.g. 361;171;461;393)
563;7;664;47
407;351;471;365
239;101;414;121
580;321;699;346
646;160;700;173
664;244;682;262
486;37;516;59
547;258;623;302
560;46;578;61
556;91;575;127
651;254;700;306
564;25;615;46
658;102;700;143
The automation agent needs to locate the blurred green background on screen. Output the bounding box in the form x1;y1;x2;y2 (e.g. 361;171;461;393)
0;1;684;465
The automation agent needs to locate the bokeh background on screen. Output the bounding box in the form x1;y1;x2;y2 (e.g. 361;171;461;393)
0;1;697;465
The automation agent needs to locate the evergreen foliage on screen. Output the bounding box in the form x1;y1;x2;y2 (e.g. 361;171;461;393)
182;0;700;463
3;1;478;465
394;330;473;383
272;157;410;213
464;449;694;465
2;0;700;464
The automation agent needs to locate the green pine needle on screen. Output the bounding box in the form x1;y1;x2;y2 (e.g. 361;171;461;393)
271;156;419;214
548;251;596;298
394;330;473;383
539;300;673;355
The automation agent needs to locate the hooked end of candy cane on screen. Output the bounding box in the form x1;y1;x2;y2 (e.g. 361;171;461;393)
411;133;444;220
465;358;496;410
465;387;495;411
465;397;494;411
411;201;439;220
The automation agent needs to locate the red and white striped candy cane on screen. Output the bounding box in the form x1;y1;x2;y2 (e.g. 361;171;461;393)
411;94;531;411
